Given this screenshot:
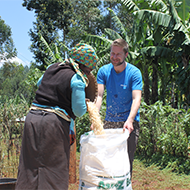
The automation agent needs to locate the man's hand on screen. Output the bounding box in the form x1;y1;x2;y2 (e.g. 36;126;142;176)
123;119;134;134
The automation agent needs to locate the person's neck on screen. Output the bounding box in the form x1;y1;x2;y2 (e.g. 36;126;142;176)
114;61;127;74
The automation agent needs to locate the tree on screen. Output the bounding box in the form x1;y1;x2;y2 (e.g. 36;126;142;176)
0;62;33;103
118;0;190;108
67;0;105;45
0;16;17;60
28;17;59;69
23;0;109;68
23;0;75;67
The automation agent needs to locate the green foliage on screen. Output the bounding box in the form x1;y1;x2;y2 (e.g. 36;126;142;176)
176;60;190;108
38;33;64;66
24;63;43;104
24;0;106;67
0;95;28;177
0;62;38;104
179;108;190;137
0;16;17;60
28;17;59;68
137;101;190;174
120;0;139;12
0;95;29;152
0;62;27;101
75;112;91;152
176;0;190;21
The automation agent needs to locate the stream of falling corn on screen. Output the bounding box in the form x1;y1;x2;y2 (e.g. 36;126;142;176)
86;101;105;135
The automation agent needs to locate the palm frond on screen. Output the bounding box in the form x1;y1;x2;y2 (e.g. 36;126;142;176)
133;9;171;27
167;0;190;46
140;46;174;59
148;0;168;12
85;34;112;50
38;33;56;64
120;0;140;12
58;42;70;52
107;8;128;40
96;53;110;68
167;0;181;23
98;43;112;58
104;28;122;41
44;57;52;65
51;43;63;63
176;0;190;21
127;51;139;62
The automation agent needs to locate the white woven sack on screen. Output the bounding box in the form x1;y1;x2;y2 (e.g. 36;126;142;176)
79;128;132;190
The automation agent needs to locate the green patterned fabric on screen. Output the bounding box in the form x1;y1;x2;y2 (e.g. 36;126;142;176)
69;43;98;69
64;43;98;86
68;58;89;86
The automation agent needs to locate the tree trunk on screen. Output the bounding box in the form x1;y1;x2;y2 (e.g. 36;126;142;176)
151;58;158;104
144;64;150;105
69;125;76;184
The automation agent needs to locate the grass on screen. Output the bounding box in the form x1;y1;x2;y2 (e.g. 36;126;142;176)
0;139;20;178
132;159;190;190
68;152;190;190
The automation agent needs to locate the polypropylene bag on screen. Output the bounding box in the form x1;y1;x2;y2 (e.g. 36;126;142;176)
79;128;132;190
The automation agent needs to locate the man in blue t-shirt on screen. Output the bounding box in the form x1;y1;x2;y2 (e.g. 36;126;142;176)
96;39;143;178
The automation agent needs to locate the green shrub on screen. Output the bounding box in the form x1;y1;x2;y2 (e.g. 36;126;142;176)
75;112;91;152
137;101;190;174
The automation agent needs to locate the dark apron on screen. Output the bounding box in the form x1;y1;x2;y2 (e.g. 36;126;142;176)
15;110;70;190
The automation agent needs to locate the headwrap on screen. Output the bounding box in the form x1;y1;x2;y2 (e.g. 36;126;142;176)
68;43;98;87
69;43;98;70
60;43;98;103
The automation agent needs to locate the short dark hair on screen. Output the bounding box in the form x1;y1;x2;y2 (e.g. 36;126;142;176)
111;39;129;54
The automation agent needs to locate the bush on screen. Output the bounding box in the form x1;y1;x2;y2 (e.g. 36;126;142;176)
137;101;190;174
75;112;91;152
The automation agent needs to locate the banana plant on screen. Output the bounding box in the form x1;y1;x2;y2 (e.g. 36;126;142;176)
120;0;190;107
38;33;65;68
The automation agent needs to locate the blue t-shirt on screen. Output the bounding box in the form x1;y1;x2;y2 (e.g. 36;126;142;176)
97;63;143;122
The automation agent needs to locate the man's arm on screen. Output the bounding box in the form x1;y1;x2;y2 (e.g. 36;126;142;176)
95;84;105;111
90;84;104;130
123;90;142;133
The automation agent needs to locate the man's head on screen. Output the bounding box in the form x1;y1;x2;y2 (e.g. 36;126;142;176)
110;39;129;67
111;39;129;54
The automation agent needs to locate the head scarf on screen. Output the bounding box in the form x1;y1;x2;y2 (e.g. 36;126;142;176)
68;43;98;102
67;43;98;86
69;43;98;69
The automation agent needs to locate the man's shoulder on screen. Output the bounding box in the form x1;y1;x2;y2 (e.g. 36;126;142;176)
127;62;138;69
127;62;141;72
99;63;113;71
97;63;113;82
